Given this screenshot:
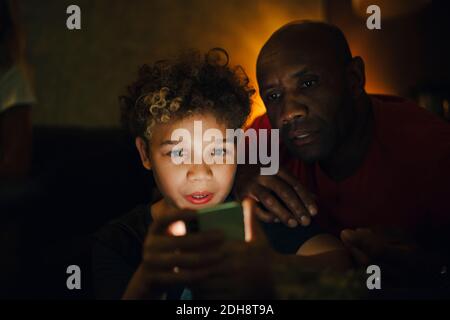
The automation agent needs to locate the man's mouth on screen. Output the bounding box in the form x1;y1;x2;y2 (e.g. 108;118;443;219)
185;191;214;205
288;129;319;147
295;133;312;139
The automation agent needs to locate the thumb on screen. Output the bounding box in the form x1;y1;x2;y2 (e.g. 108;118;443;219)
150;209;197;235
242;197;267;243
341;229;371;266
349;246;371;267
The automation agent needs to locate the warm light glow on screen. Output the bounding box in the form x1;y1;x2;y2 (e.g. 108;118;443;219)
192;1;325;126
345;40;397;95
352;0;431;19
168;220;187;236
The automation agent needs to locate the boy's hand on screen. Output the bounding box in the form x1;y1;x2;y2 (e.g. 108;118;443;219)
124;210;225;299
192;198;277;299
235;165;317;227
192;240;276;299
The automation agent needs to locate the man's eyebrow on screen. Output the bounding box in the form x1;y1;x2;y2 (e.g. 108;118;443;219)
260;68;313;92
291;67;311;78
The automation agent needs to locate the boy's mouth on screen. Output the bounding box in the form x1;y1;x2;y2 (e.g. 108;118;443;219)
185;191;214;205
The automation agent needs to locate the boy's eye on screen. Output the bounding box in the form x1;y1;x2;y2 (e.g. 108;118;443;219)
300;80;317;89
168;149;184;157
212;148;227;156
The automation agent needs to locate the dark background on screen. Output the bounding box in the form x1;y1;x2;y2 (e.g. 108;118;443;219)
1;0;449;299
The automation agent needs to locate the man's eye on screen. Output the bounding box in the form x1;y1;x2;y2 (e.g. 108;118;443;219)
266;92;282;101
168;149;184;157
300;80;317;89
212;148;227;156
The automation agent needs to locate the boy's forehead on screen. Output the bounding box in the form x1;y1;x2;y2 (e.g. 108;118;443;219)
151;113;229;144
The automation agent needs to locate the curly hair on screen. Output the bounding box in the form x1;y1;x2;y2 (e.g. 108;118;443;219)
120;48;255;142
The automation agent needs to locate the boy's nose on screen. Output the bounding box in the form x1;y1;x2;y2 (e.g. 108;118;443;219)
187;163;213;182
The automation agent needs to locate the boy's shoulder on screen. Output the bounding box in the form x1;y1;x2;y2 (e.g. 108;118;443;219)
94;204;152;265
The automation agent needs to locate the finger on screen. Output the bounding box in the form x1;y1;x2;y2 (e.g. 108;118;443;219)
150;210;198;235
242;197;268;243
341;231;371;267
146;231;225;251
258;175;310;225
144;251;225;269
167;220;187;236
341;229;411;268
252;184;297;228
192;277;234;298
277;169;318;216
244;182;278;219
150;267;218;287
354;229;382;252
349;246;371;267
341;228;384;260
341;229;372;250
300;215;311;226
254;203;275;223
340;229;357;247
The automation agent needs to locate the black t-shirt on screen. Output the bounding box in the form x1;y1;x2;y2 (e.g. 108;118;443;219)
92;203;322;299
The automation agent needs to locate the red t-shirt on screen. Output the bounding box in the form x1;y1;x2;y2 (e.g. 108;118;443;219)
248;95;450;235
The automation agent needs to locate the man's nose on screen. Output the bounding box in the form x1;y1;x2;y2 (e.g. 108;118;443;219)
187;163;213;182
279;97;308;126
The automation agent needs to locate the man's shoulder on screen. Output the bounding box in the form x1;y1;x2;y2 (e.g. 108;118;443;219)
370;94;450;176
371;94;450;149
371;94;449;133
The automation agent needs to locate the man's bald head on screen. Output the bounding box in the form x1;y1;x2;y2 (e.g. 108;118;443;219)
257;21;352;76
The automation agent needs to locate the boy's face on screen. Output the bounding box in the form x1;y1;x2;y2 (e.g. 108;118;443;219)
136;113;237;210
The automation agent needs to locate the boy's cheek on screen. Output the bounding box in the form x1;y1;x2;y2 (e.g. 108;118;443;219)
215;165;237;191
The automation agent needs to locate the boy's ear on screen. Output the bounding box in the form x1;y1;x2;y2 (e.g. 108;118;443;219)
135;137;152;170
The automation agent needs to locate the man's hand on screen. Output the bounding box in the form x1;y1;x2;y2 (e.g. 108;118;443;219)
340;228;418;267
340;228;448;288
235;165;317;227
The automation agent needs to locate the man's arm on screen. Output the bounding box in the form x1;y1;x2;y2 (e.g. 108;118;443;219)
341;227;450;289
296;233;353;272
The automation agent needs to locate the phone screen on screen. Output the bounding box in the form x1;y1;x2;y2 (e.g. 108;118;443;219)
188;201;245;240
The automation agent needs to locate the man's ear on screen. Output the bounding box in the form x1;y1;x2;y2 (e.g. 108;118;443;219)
135;137;152;170
346;56;366;98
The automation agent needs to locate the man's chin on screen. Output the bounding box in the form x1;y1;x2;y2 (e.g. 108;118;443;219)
285;143;323;164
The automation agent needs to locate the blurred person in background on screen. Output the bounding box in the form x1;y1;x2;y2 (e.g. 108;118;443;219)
0;0;35;181
0;0;35;298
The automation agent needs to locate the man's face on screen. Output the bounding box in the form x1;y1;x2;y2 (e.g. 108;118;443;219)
257;43;351;163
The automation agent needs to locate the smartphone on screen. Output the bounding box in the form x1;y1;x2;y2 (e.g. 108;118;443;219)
187;201;245;240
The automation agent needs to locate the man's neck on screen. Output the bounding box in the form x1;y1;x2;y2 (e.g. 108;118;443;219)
319;94;374;182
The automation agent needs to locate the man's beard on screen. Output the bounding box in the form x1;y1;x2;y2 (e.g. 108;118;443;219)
282;126;337;164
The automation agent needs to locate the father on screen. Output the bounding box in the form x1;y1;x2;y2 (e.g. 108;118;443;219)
236;21;450;291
